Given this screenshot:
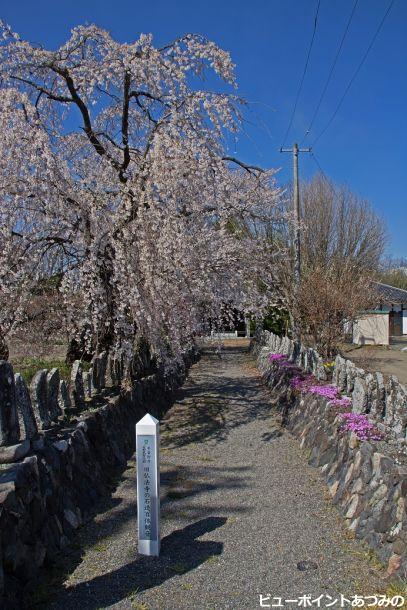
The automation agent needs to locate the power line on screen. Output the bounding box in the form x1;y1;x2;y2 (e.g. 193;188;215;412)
309;151;339;200
301;0;359;145
310;150;328;179
281;0;322;148
310;0;396;147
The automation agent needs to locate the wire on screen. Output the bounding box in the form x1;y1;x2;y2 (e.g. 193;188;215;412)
281;0;322;147
310;0;396;147
301;0;359;145
310;151;338;200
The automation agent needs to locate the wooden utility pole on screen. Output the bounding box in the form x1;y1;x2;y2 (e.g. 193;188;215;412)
280;143;311;288
280;143;311;340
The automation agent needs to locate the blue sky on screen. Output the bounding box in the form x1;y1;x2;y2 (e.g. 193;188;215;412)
3;0;406;257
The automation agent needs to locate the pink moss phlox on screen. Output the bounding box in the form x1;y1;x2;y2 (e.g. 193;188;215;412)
268;353;299;370
279;360;299;370
290;373;315;393
308;384;339;400
268;353;285;362
329;396;351;409
339;412;383;441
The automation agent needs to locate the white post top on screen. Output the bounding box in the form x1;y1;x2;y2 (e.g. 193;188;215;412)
136;413;159;435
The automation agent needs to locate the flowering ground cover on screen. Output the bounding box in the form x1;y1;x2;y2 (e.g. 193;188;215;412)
339;413;383;441
328;396;352;409
308;384;339;400
268;354;286;362
290;374;315;393
268;353;383;442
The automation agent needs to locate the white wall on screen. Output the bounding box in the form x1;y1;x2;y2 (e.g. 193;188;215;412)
403;310;407;335
353;313;390;345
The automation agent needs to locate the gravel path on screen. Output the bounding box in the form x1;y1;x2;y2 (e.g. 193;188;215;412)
43;344;383;610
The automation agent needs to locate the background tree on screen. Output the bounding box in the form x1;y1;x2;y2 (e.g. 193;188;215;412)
300;174;387;271
379;257;407;291
275;174;387;356
295;264;378;358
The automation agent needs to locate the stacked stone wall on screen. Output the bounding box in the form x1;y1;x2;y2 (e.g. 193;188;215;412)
254;331;407;578
0;346;198;608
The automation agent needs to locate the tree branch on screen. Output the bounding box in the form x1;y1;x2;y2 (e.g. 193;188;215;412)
222;156;265;174
121;71;131;175
51;65;125;178
11;75;73;103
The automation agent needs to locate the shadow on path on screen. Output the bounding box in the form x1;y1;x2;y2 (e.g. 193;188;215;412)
27;461;249;609
47;517;226;610
27;344;278;609
161;346;273;449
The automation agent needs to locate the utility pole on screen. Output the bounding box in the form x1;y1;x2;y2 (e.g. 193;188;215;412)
280;143;311;338
280;143;311;287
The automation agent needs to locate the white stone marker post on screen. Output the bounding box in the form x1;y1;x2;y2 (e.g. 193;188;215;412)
136;413;160;556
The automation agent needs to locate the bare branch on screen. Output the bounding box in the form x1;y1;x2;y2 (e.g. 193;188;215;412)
222;156;265;174
11;75;73;103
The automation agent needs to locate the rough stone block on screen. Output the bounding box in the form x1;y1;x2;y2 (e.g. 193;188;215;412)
106;353;117;387
352;377;368;414
15;374;38;440
82;371;92;398
31;369;51;429
47;368;62;421
70;361;85;411
0;440;30;464
0;361;20;446
91;356;100;392
58;380;71;412
98;352;107;388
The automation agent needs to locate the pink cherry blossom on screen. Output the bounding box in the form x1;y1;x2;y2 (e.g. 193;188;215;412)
0;25;284;363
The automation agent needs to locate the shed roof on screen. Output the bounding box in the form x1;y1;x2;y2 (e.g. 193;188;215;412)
374;281;407;305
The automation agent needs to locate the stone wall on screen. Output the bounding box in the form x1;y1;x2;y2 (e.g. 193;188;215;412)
0;346;198;608
333;354;407;444
254;331;407;578
254;330;407;443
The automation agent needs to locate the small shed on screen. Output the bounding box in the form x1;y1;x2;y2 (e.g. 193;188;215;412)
352;282;407;346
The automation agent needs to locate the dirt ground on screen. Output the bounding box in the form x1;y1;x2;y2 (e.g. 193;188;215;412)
216;338;407;387
340;342;407;386
8;337;67;361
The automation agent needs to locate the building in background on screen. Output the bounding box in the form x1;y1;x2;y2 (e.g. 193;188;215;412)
352;282;407;346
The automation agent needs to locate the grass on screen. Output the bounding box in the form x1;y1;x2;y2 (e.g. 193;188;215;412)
11;356;92;384
169;562;188;574
205;555;220;565
127;588;148;609
91;541;108;552
166;489;188;500
12;357;72;384
131;602;149;610
369;580;407;610
356;548;384;572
